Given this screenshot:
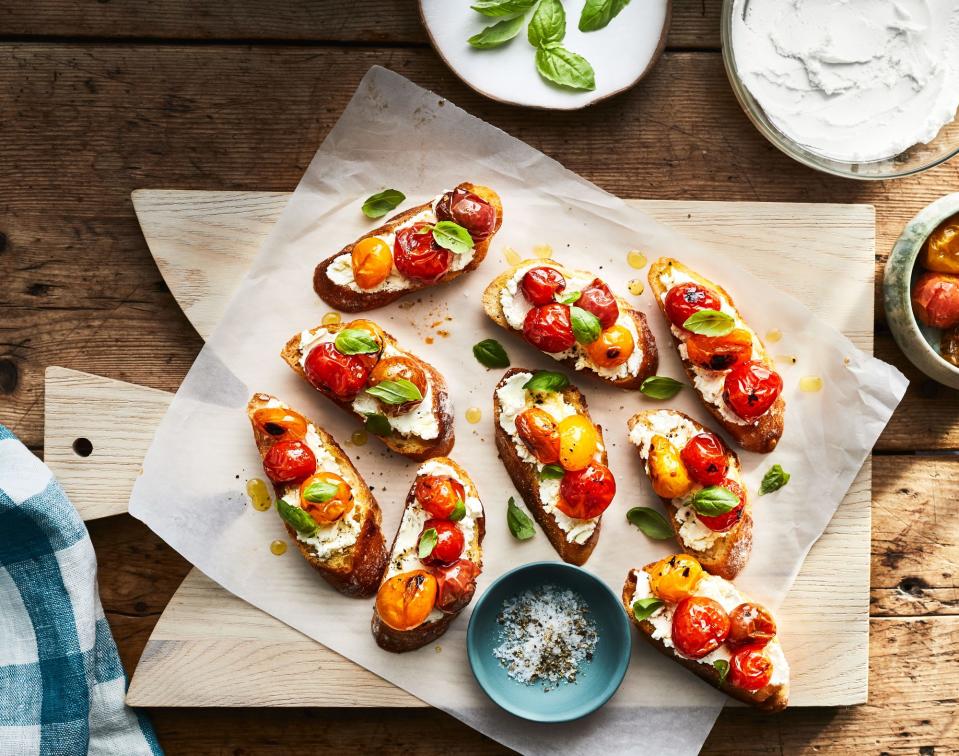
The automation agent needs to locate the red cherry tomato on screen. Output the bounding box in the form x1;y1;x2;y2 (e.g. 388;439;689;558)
420;518;465;567
728;603;777;649
680;433;729;486
728;644;773;691
671;596;730;659
556;462;616;519
684;329;753;371
577;279;619;330
394;222;453;283
435;189;496;241
664;283;722;330
431;559;480;614
520;266;567;306
303;341;372;400
697;478;745;532
262;440;317;485
414;475;466;520
912;271;959;329
523;303;576;353
723;360;783;420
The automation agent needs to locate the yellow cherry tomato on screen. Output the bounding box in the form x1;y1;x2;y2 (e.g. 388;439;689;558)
251;407;308;441
584;324;635;368
351;237;393;289
298;471;354;524
645;554;704;603
557;414;599;471
375;570;437;631
922;214;959;274
647;434;693;499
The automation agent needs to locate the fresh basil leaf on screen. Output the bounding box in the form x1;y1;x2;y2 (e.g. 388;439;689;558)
432;220;474;255
361;189;405;219
632;597;664;622
570;305;601;344
507;496;535;540
418;527;438;559
539;463;566;480
579;0;630;31
683;309;735;337
363;412;392;437
303;478;340;504
470;0;536;17
640;375;684;400
714;659;730;686
535;45;596;91
468;14;526;48
690;485;739;516
276;499;319;536
760;464;790;495
365;379;423;405
626;507;674;540
556;290;581;305
527;0;565;48
334;328;380;355
473;338;510;369
522;370;569;393
450;498;467;522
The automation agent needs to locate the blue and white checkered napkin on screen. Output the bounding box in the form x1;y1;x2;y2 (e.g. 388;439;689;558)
0;424;161;756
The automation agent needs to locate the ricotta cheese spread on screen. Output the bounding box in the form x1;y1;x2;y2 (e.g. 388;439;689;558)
731;0;959;163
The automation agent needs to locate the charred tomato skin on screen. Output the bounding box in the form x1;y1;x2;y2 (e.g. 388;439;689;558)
520;266;567;306
664;282;722;330
394;222;453;283
435;188;496;241
522;303;576;353
722;360;783;420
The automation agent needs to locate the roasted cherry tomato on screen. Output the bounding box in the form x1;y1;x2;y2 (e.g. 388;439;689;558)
252;407;308;441
420;518;465;567
557;461;616;519
728;602;777;649
375;570;437;631
435;188;496;241
697;478;746;532
298;471;354;524
515;407;561;464
722;360;783;421
684;328;753;371
523;303;576;353
262;439;316;485
351;237;393;289
303;341;373;400
431;559;480;614
557;414;599;471
647;435;693;499
368;355;427;416
728;644;773;691
912;271;959;329
922;213;959;274
584;324;634;368
577;279;619;330
520;266;567;306
645;554;704;603
415;474;466;520
671;596;730;659
664;282;721;330
394;222;452;283
942;326;959;367
679;433;728;486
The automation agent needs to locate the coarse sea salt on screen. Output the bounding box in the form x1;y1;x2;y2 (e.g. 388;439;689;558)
493;584;598;691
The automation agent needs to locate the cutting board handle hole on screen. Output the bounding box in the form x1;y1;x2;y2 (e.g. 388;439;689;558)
73;437;93;457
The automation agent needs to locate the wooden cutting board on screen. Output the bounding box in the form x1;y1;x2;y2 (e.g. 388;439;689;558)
45;190;874;707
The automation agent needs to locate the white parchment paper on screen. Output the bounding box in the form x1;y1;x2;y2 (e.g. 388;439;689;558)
129;67;907;755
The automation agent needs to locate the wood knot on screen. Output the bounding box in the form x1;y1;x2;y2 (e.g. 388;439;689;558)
0;359;18;394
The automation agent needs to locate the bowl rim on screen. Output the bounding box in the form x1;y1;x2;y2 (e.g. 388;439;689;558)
466;560;632;723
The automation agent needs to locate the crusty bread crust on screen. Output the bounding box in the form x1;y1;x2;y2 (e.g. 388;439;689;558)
482;259;658;390
314;183;503;312
627;410;752;579
492;367;603;565
371;457;485;653
247;393;387;598
621;569;789;712
646;258;784;454
280;322;454;461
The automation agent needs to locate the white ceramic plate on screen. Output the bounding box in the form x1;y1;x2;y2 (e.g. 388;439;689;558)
419;0;670;110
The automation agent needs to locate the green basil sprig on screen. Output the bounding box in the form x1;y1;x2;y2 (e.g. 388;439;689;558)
468;14;526;48
714;659;730;686
450;498;467;522
690;486;739;516
302;478;340;504
626;507;673;540
556;290;581;305
683;309;735;337
365;379;423;405
334;328;380;356
527;0;565;47
570;306;601;344
640;376;684;400
523;370;569;392
507;496;535;540
539;463;565;480
535;46;596;91
473;338;510;368
470;0;536;17
276;499;319;537
632;597;664;622
363;412;392;437
433;221;474;255
760;464;790;495
579;0;630;31
418;528;438;559
361;189;405;219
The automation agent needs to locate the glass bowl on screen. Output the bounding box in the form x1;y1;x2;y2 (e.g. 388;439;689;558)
720;0;959;180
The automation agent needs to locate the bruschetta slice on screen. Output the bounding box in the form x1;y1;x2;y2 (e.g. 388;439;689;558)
314;183;503;312
622;555;789;712
492;367;616;565
482;259;658;389
247;393;388;598
281;319;454;461
627;410;752;579
647;258;784;453
371;457;485;653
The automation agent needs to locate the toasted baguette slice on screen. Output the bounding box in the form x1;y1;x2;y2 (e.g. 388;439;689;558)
482;259;658;390
281;321;454;461
622;565;789;712
647;258;784;453
247;393;387;598
492;367;608;565
627;410;752;579
314;183;503;312
371;457;485;653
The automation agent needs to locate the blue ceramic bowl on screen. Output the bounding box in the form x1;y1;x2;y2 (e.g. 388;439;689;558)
467;561;631;722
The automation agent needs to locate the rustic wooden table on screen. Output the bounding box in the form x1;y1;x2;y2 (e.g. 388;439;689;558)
2;2;957;753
